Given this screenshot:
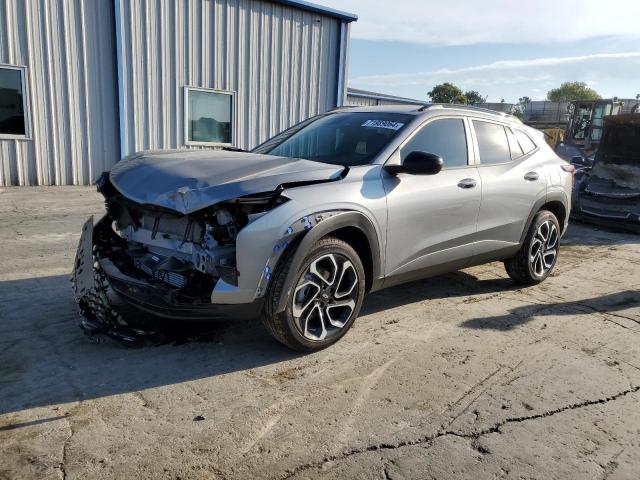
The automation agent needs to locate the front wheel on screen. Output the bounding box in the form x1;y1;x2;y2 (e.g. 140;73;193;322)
262;236;366;352
504;210;560;285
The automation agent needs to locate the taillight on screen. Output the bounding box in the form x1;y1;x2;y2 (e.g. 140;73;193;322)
561;164;576;174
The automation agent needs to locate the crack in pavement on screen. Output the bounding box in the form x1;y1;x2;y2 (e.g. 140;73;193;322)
277;386;640;479
56;414;75;480
574;302;640;327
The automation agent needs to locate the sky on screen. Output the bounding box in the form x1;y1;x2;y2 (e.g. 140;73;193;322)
321;0;640;103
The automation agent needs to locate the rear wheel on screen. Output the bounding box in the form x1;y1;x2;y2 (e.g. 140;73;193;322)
262;236;366;352
504;210;560;285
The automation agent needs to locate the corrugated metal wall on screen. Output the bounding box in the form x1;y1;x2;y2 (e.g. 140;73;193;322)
346;92;423;107
116;0;342;156
346;94;377;107
0;0;119;186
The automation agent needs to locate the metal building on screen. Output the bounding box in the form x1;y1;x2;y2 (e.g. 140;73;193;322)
346;88;425;107
0;0;356;186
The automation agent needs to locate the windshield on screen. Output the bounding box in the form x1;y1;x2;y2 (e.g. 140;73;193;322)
252;112;414;166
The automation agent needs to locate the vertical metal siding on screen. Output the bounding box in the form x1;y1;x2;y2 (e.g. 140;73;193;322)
0;0;119;186
346;95;379;107
116;0;341;155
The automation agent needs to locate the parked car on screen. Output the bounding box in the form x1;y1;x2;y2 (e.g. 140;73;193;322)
572;114;640;232
72;105;574;351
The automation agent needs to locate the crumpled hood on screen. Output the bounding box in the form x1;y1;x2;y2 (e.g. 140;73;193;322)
109;149;345;214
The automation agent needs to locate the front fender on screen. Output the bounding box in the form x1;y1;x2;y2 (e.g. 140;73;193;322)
210;202;382;306
272;210;382;314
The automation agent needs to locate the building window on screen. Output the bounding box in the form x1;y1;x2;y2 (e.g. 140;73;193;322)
185;87;233;146
0;65;28;138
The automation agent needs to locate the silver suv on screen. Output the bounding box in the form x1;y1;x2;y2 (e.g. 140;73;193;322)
72;105;574;351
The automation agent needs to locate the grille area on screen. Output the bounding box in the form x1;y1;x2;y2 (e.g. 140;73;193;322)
132;252;190;288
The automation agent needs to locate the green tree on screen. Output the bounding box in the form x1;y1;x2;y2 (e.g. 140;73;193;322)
512;96;531;120
547;82;600;102
464;90;485;105
428;82;465;103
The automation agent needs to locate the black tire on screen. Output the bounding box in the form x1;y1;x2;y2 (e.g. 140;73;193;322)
261;236;366;352
504;210;560;285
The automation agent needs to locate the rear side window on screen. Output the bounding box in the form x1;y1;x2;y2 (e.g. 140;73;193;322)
473;120;511;164
401;118;468;167
514;129;537;154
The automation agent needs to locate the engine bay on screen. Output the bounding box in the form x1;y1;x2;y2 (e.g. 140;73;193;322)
95;174;286;304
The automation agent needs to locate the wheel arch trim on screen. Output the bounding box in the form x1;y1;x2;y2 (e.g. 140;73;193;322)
272;210;382;314
519;192;569;245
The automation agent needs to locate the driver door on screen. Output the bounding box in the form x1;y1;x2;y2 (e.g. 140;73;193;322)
382;116;481;284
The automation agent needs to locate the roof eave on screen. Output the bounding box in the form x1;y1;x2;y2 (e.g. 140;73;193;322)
272;0;358;22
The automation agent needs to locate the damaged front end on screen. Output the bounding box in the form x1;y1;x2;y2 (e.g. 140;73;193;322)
71;173;287;344
572;114;640;232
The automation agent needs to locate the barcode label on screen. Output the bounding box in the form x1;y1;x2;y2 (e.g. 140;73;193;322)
361;120;405;131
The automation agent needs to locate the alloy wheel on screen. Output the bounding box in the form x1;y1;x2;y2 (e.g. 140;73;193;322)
529;220;558;277
292;253;359;341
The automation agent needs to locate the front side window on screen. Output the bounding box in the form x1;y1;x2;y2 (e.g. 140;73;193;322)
473;120;511;164
254;112;413;166
186;87;233;145
0;66;27;137
401;118;468;167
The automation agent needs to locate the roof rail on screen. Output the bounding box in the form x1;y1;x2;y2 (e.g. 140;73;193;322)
418;103;521;121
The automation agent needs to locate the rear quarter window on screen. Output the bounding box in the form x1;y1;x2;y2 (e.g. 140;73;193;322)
473;120;511;165
514;129;537;154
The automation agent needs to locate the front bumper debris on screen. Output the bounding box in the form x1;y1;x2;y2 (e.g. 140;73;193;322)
71;217;150;345
71;216;263;345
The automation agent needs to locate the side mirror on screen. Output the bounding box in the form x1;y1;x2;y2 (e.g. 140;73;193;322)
384;151;444;176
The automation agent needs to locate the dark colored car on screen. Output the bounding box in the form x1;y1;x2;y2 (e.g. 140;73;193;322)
572;114;640;232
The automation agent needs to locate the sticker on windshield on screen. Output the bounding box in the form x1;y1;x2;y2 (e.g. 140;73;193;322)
361;120;405;131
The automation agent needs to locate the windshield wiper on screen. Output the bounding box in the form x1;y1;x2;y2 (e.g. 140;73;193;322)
222;146;247;152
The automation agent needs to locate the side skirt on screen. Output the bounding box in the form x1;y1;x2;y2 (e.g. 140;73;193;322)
380;244;520;290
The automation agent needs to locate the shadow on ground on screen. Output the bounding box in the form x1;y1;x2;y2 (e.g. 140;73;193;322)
3;266;637;418
0;269;518;417
0;274;301;417
361;270;518;316
562;221;640;246
461;290;640;331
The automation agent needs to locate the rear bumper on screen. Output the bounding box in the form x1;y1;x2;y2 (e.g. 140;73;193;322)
72;216;263;338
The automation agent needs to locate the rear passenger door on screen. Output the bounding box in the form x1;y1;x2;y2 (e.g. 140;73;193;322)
472;120;546;252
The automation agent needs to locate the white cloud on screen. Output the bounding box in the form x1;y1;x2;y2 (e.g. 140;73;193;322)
350;51;640;101
325;0;640;45
353;51;640;85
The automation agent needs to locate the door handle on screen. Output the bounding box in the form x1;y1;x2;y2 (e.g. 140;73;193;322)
524;171;539;181
457;178;477;189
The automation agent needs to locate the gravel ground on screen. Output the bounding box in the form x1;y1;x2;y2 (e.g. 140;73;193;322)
1;186;639;480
